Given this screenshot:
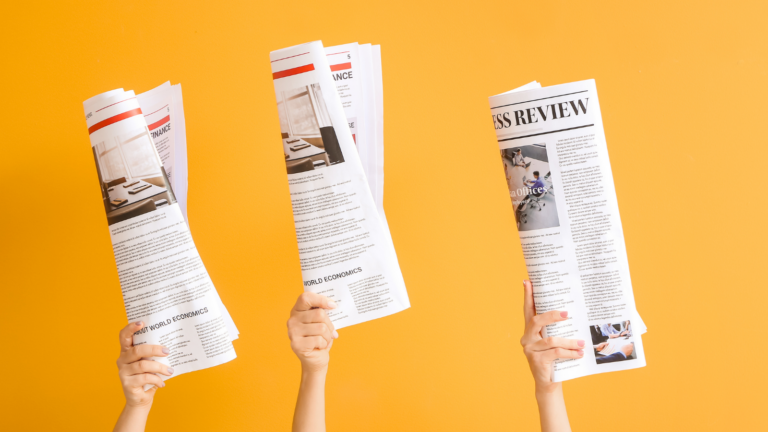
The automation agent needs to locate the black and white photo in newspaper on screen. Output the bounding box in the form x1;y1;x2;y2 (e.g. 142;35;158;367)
83;90;237;386
489;79;646;381
271;41;409;329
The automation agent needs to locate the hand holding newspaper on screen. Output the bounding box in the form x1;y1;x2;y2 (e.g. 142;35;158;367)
490;80;646;381
270;41;409;329
83;87;237;388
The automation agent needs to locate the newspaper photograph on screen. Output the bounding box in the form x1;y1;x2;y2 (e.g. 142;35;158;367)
490;79;646;381
270;41;409;329
83;89;237;386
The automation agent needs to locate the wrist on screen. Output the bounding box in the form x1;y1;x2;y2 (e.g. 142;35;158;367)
124;399;154;413
301;364;329;379
535;382;562;398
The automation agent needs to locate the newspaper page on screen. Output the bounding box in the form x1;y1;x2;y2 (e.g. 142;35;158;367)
135;82;188;221
271;41;410;329
357;44;379;209
135;83;239;341
325;42;386;222
372;45;385;217
489;79;646;381
83;89;237;386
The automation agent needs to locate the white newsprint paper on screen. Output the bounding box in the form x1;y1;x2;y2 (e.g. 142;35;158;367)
271;41;410;329
490;80;646;381
83;90;237;386
136;82;239;342
135;82;189;222
325;42;386;220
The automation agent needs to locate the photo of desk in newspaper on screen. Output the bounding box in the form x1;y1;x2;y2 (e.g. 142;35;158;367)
589;321;637;364
92;126;176;226
276;83;344;175
501;144;559;231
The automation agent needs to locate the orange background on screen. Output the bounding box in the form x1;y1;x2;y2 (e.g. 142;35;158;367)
1;1;766;430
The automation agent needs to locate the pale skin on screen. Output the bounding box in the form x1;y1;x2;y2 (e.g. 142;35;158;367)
113;321;174;432
287;292;340;432
521;279;585;432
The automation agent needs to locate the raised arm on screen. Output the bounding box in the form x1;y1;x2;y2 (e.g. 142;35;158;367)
521;280;583;432
113;321;173;432
288;292;339;432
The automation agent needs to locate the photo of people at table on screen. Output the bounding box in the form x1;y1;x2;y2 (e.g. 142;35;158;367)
276;82;344;175
589;321;636;365
92;127;176;226
500;144;559;231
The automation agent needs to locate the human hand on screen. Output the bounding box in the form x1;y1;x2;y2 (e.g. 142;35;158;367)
620;343;634;358
620;331;628;336
595;342;609;351
609;334;620;339
521;280;584;394
116;321;173;409
287;292;339;373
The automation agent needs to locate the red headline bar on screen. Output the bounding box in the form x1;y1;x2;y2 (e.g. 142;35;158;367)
147;115;171;131
88;108;143;135
273;64;315;80
330;62;352;72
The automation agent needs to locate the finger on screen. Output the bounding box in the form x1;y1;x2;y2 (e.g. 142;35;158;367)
540;347;584;363
295;322;333;342
295;308;337;337
126;372;166;389
125;360;175;377
293;335;328;352
119;344;169;365
309;308;336;339
529;337;586;352
523;280;535;324
118;321;145;352
293;292;338;312
526;310;569;340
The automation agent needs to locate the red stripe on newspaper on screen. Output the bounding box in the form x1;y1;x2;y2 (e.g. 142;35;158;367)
147;115;171;131
88;108;143;135
326;51;349;56
330;62;352;72
273;64;315;80
95;97;137;112
352;134;356;144
144;105;168;117
271;52;309;63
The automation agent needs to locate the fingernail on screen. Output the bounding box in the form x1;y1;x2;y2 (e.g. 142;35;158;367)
578;340;585;347
523;280;526;287
577;350;584;356
328;300;338;309
167;367;174;374
333;330;339;339
162;347;170;354
160;382;166;388
560;311;568;318
135;321;143;327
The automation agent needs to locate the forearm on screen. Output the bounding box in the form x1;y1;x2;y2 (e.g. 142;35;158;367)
535;384;571;432
113;404;152;432
293;367;328;432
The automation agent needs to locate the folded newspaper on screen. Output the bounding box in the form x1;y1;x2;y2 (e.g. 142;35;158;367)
270;41;409;329
83;86;238;387
490;80;646;381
